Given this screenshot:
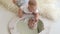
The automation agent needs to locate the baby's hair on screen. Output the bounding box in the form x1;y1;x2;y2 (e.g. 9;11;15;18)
28;0;37;6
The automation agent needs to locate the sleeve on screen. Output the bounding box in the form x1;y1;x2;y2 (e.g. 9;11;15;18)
20;6;29;13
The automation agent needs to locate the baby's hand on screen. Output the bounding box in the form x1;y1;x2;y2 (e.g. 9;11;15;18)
28;18;38;29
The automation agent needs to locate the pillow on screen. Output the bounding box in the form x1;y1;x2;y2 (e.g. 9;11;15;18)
36;0;60;20
0;0;19;14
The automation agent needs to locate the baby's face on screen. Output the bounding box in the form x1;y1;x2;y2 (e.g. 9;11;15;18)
28;5;37;12
28;0;37;12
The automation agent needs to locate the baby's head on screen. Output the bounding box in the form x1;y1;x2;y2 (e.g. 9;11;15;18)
28;0;37;12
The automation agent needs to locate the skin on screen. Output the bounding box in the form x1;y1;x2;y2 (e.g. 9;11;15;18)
13;0;24;18
28;0;40;29
13;0;39;29
18;8;24;18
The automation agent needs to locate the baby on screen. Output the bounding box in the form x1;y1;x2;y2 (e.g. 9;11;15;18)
13;0;40;29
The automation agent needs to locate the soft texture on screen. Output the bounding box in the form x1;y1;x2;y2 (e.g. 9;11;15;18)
0;0;19;14
16;0;29;7
0;0;43;34
8;14;38;34
36;0;60;20
1;0;60;34
0;4;38;34
0;0;60;20
0;4;16;34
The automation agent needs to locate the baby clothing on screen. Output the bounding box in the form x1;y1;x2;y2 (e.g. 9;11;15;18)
16;0;29;7
16;0;40;15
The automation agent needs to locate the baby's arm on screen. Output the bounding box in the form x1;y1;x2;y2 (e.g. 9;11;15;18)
13;0;24;18
18;8;24;18
32;12;40;22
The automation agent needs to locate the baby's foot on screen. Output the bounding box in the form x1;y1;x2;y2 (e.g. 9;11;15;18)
28;18;38;29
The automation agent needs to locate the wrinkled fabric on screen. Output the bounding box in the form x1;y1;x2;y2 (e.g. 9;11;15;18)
9;14;38;34
16;0;29;7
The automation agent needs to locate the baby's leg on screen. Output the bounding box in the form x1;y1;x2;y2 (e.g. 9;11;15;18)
13;0;23;18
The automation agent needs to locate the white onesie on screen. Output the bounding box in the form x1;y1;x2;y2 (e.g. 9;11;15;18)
16;0;29;7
